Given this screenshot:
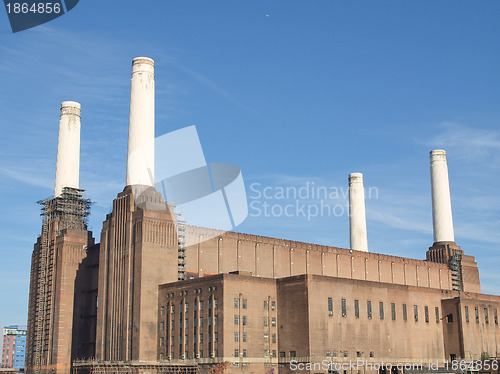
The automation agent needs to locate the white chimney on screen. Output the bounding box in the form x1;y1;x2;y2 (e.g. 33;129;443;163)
54;101;81;197
430;149;455;243
126;57;155;187
349;173;368;252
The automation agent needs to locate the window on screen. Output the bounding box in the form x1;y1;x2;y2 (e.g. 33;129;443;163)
234;349;239;358
243;349;247;358
495;309;498;325
234;333;239;342
185;319;189;328
243;316;247;325
367;301;372;319
333;351;338;357
357;351;361;358
436;307;440;323
234;315;239;325
214;332;218;342
161;306;165;315
194;318;198;327
485;308;489;324
290;351;296;357
391;303;396;321
272;334;276;343
160;337;164;346
214;299;218;308
465;306;469;323
425;306;429;323
264;333;269;343
185;303;189;312
370;351;374;358
199;350;203;358
264;300;269;310
414;305;418;322
326;350;331;357
475;307;479;323
200;317;204;327
341;298;347;317
328;297;333;316
447;314;453;323
379;302;384;320
160;321;165;330
243;332;247;342
200;333;203;343
243;299;247;309
214;316;218;325
200;301;204;310
354;300;359;318
403;304;407;321
343;351;348;357
185;335;188;344
234;299;240;308
271;317;276;327
264;350;270;357
271;301;276;310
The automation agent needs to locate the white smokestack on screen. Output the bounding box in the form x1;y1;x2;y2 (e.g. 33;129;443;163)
126;57;155;187
430;149;455;243
54;101;81;197
349;173;368;252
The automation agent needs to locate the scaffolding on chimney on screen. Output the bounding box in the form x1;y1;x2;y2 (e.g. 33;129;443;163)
450;252;463;291
31;187;91;374
177;212;187;281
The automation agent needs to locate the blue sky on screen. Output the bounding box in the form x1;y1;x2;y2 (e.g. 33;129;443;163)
0;0;499;325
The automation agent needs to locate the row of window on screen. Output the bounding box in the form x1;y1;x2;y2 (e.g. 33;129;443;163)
328;298;441;323
160;298;219;315
463;306;498;325
159;349;219;360
160;332;219;346
164;286;218;299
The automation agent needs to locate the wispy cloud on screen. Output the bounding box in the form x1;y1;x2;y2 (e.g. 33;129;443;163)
423;122;500;164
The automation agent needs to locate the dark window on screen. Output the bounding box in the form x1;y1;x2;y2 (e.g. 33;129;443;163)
234;333;239;342
341;299;347;317
234;349;239;358
435;307;440;323
243;349;247;357
271;301;276;310
370;351;374;358
272;334;276;343
242;299;247;309
271;317;276;327
354;300;359;318
243;332;247;342
328;297;333;316
290;351;296;357
447;314;453;323
264;317;269;327
391;303;396;321
234;299;239;308
279;352;285;358
264;301;269;310
357;351;361;358
379;302;384;320
403;304;407;321
414;305;418;322
234;315;239;325
485;308;489;324
367;301;372;319
343;351;348;357
465;306;469;323
475;307;479;323
425;306;429;323
243;316;247;326
494;309;498;324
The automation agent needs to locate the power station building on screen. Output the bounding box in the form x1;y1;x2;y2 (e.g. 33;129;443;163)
25;57;500;374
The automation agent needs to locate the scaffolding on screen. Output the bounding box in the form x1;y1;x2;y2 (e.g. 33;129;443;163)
177;212;187;281
30;187;92;374
450;252;463;291
72;361;199;374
